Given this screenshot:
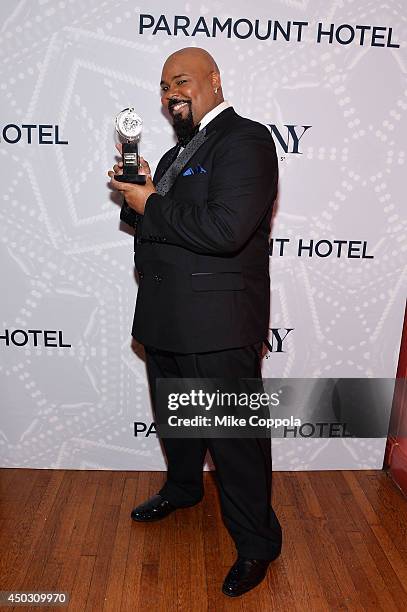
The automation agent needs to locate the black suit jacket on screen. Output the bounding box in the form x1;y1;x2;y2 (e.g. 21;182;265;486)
122;107;278;353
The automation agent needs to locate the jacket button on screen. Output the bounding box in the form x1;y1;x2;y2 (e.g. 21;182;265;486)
139;272;144;279
153;274;162;282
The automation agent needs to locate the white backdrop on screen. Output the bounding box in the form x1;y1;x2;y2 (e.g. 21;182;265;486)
0;0;406;470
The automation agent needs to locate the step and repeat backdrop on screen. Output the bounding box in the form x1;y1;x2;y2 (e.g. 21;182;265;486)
1;0;406;470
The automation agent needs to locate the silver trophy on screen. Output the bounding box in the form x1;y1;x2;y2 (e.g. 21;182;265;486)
114;107;146;184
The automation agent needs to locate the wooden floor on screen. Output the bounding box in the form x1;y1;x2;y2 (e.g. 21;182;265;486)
0;469;406;612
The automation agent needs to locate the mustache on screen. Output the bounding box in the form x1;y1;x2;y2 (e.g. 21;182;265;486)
168;98;191;113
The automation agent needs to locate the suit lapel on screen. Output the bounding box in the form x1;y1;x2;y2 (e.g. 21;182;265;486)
153;145;180;184
155;128;215;196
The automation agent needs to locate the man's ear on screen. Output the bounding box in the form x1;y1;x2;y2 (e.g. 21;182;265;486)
211;71;221;91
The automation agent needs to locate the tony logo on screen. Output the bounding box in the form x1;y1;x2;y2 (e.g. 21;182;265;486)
264;328;293;356
267;124;311;155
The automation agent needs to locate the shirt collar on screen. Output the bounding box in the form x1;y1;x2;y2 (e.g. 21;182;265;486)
198;100;231;131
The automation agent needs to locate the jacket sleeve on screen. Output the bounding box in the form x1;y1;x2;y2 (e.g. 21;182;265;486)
140;125;278;255
120;200;139;228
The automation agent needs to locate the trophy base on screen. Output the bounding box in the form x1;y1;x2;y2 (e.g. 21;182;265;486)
114;174;146;185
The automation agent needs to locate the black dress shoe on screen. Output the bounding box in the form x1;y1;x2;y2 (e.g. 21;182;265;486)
222;557;272;597
130;494;178;522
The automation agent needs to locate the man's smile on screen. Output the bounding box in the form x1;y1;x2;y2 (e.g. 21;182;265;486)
173;102;188;112
169;99;191;115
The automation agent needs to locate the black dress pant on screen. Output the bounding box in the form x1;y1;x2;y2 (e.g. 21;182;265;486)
144;342;282;560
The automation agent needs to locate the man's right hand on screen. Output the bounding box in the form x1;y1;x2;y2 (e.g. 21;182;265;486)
113;143;152;177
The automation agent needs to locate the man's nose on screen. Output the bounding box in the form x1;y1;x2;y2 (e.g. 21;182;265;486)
163;93;174;107
165;84;183;101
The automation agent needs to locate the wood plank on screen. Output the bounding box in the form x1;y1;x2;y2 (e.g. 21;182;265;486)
342;471;381;526
327;522;381;610
18;471;80;591
67;555;96;611
56;478;99;599
348;530;400;611
81;471;114;555
370;524;407;607
0;471;51;585
1;470;65;591
175;503;207;612
360;471;407;553
103;477;137;612
119;473;149;611
84;504;120;611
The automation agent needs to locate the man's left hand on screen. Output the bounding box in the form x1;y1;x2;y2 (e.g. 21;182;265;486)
108;164;156;215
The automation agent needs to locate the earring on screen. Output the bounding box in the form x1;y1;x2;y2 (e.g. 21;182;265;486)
214;88;218;94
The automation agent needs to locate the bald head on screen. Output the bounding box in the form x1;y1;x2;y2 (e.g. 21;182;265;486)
164;47;220;74
160;47;223;128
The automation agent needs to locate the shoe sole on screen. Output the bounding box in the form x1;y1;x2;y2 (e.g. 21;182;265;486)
222;578;265;598
131;512;176;522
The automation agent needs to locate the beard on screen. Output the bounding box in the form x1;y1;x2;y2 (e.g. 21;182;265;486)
168;99;199;147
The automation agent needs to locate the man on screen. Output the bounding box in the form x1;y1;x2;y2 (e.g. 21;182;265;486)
108;47;282;597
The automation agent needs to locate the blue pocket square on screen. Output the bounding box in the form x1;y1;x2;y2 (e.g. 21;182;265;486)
182;165;207;176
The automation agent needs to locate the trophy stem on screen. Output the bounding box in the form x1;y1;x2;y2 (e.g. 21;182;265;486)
115;141;146;185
